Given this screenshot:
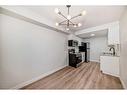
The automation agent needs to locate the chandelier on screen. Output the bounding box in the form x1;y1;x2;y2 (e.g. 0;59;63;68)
54;5;86;31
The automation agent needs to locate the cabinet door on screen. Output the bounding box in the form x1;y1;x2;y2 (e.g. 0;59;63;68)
108;23;120;45
100;56;119;77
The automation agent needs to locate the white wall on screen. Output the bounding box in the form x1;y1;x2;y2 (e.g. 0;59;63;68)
0;14;68;89
84;36;109;62
119;8;127;88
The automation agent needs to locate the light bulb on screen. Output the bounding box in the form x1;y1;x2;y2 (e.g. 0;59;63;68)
90;34;95;36
74;25;77;27
66;28;69;31
55;22;59;26
81;10;86;16
78;23;82;27
54;8;59;14
67;15;71;20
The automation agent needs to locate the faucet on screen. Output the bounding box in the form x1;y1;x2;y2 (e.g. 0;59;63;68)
109;47;115;56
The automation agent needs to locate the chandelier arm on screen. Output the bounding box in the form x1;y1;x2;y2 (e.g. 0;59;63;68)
60;24;74;25
59;20;68;24
59;19;76;26
68;20;75;25
59;20;77;26
59;13;69;20
70;14;81;20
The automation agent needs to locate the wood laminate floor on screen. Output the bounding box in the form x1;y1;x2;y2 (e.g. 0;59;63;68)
22;62;123;89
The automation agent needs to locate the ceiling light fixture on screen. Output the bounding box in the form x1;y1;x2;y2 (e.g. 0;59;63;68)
81;10;86;16
54;8;60;14
78;23;82;27
91;34;95;36
55;22;59;26
74;25;77;27
66;28;69;31
54;5;86;30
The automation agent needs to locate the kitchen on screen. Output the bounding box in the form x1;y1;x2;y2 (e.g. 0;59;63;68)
68;21;120;78
68;40;90;67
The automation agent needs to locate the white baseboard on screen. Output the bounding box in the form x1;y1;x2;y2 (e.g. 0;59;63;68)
11;65;67;89
90;60;100;63
102;71;120;78
119;77;127;89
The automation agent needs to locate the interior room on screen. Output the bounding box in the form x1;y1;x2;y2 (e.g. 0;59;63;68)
0;5;127;89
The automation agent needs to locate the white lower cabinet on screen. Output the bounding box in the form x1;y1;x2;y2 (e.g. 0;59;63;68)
100;56;119;77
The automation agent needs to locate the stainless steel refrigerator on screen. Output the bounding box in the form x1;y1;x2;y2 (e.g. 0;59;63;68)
79;42;90;62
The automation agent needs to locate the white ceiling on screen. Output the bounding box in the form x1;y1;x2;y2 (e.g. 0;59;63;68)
23;6;125;32
78;29;108;38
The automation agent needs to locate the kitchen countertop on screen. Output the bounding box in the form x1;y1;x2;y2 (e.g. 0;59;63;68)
100;52;120;57
100;54;120;57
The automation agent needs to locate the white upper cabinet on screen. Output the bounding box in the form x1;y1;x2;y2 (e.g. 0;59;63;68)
108;22;120;45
